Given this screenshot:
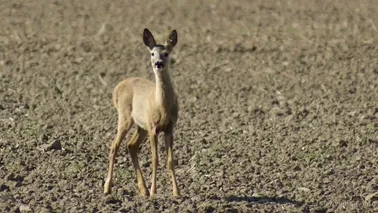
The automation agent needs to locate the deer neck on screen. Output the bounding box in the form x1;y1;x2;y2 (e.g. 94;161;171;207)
154;68;175;108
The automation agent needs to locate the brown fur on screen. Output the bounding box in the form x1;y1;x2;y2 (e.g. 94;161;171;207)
104;29;180;197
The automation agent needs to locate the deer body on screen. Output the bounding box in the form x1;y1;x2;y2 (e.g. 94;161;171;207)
113;75;178;131
104;29;180;197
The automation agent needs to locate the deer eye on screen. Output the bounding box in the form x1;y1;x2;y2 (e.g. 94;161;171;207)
164;53;169;57
151;53;154;56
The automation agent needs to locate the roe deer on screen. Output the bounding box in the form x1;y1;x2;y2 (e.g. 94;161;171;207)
104;28;180;197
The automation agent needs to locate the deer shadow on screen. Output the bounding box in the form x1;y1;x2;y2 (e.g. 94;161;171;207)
214;195;304;207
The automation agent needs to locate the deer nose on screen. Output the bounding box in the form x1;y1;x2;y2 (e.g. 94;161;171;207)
155;60;164;69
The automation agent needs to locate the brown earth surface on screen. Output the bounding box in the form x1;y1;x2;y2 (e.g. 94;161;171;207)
1;0;378;212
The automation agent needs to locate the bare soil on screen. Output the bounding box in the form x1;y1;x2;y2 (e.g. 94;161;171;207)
1;0;378;212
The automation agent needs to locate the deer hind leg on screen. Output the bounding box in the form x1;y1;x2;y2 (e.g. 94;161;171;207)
104;113;133;194
127;127;149;196
164;130;180;197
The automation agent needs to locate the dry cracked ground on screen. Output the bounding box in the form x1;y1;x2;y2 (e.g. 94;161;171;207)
1;0;378;212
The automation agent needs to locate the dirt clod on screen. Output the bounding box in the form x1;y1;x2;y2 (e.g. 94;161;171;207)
5;173;23;182
365;192;378;202
0;184;9;192
39;139;62;151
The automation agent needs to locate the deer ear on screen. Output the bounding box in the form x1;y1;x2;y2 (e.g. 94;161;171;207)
165;30;178;52
143;28;156;50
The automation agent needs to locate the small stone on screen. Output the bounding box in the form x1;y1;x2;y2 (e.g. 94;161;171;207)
19;204;32;212
37;207;51;213
74;57;83;64
298;187;310;192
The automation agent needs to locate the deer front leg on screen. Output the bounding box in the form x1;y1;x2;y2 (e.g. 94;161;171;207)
149;132;158;196
164;130;180;197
